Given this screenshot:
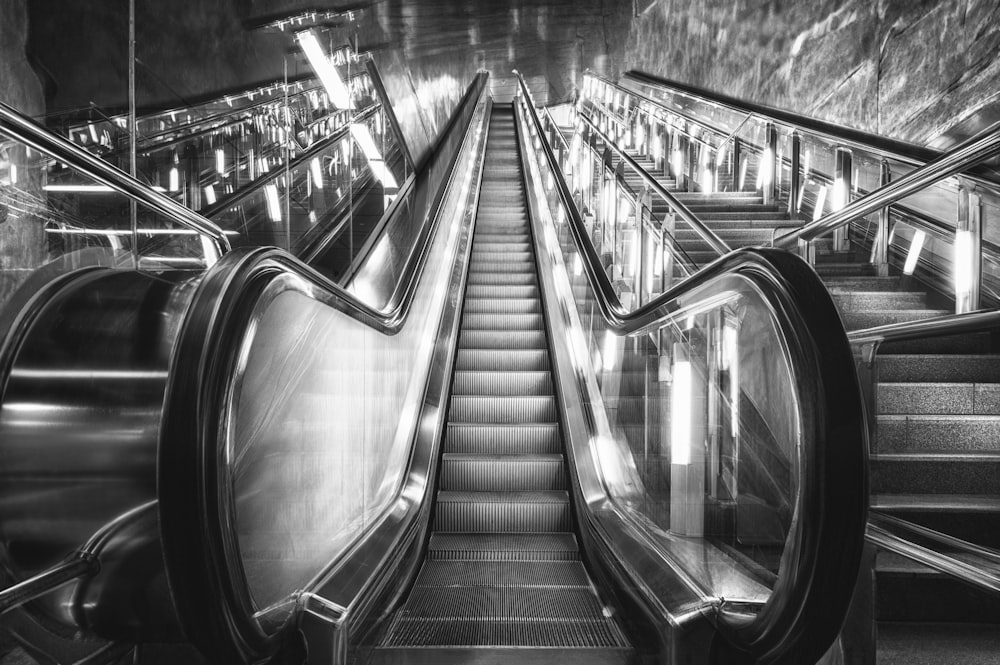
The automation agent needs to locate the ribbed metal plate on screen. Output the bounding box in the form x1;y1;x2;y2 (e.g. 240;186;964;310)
383;617;630;648
461;313;544;330
451;370;552;395
467;272;537;285
394;586;612;621
415;561;589;587
428;533;580;561
468;261;536;274
444;423;561;454
440;454;566;491
435;491;571;532
458;330;547;349
448;396;556;423
465;284;539;299
454;349;549;371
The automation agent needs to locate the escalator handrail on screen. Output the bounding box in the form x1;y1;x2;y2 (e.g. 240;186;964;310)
578;109;731;257
867;513;1000;593
848;307;1000;348
157;72;489;664
517;70;868;664
0;100;232;256
772;122;1000;247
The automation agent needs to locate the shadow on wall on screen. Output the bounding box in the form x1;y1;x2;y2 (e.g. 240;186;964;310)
621;0;1000;148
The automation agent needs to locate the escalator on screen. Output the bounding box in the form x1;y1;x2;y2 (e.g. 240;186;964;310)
365;106;635;662
0;74;868;665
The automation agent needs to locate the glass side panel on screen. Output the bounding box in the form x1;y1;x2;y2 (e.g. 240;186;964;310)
0;132;223;313
227;88;488;621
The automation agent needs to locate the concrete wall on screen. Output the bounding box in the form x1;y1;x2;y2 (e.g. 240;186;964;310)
618;0;1000;148
28;0;289;113
0;0;46;308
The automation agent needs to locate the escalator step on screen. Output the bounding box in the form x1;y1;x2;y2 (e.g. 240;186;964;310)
448;395;557;423
461;313;544;330
440;453;566;491
467;272;537;285
435;490;571;532
468;261;537;273
465;284;539;299
427;532;579;560
383;616;630;649
415;560;589;587
393;586;611;621
458;329;547;349
454;349;550;371
444;423;561;454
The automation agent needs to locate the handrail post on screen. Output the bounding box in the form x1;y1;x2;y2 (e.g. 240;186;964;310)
834;148;853;251
733;136;743;191
686;132;697;192
873;160;892;276
788;132;801;216
956;182;982;313
762;123;777;205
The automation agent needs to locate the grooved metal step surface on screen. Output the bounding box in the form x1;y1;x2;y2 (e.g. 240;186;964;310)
374;106;632;656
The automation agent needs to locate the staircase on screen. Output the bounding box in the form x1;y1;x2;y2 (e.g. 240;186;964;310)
587;137;1000;662
364;106;635;664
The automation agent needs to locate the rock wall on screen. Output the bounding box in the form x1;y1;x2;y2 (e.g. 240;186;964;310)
619;0;1000;148
0;0;46;309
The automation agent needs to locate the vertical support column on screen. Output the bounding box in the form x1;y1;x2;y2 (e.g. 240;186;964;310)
183;142;201;211
687;133;698;193
733;137;743;191
661;224;674;293
873;160;891;276
833;148;853;251
788;132;801;217
956;183;982;313
762;123;777;205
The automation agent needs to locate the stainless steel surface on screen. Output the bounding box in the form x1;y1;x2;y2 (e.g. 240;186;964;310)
0;100;231;256
0;267;198;635
0;553;97;614
847;308;1000;347
774;124;1000;247
578;110;731;257
867;514;1000;594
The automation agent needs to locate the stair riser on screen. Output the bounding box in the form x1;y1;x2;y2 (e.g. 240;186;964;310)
435;501;571;532
440;459;567;491
878;383;1000;415
877;417;1000;453
445;425;561;455
449;396;557;423
871;458;1000;494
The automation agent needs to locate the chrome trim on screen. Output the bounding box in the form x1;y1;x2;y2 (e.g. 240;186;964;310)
848;308;1000;347
0;100;231;255
774;124;1000;247
578;110;731;257
867;514;1000;594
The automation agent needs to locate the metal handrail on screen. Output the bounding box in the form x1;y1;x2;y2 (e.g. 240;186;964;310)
867;513;1000;594
774;124;1000;247
199;103;382;220
579;111;731;256
848;308;1000;347
0;100;232;255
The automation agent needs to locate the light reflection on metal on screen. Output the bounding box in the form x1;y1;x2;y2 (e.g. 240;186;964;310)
903;229;925;275
296;31;352;109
